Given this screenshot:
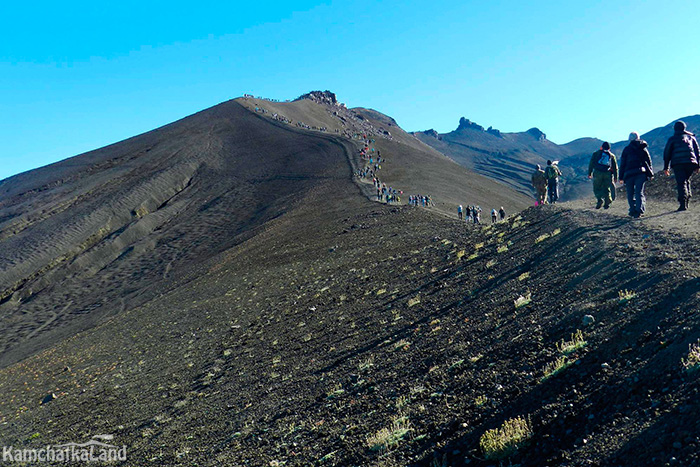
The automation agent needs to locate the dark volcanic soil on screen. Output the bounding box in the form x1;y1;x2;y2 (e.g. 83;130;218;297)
1;99;700;466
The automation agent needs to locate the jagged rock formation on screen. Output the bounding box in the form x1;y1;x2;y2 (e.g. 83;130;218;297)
486;126;502;138
526;127;546;141
457;117;484;132
421;129;441;139
295;90;339;106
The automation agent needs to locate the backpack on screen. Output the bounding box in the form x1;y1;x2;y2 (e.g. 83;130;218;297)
594;150;612;172
545;166;559;180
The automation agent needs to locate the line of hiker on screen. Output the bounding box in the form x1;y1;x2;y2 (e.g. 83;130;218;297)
585;121;699;217
377;182;402;204
531;161;562;205
456;205;484;224
354;137;408;206
409;195;432;207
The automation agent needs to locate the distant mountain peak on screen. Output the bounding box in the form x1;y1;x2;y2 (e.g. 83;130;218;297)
526;127;546;141
296;90;339;106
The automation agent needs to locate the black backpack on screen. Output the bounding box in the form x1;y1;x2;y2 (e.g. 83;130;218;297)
594;151;612;172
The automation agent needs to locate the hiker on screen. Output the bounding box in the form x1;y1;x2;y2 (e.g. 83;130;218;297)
491;208;498;224
587;142;619;209
465;205;472;222
545;160;563;204
473;206;481;224
663;120;700;211
619;132;653;218
531;164;548;205
458;205;463;220
499;206;506;220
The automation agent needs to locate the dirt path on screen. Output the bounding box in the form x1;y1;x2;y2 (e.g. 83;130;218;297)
560;181;700;240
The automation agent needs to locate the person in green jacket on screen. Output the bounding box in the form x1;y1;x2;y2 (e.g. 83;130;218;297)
587;142;619;209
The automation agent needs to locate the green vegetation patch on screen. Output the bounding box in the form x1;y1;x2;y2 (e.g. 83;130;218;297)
557;330;587;354
480;416;532;460
367;416;412;452
682;340;700;372
542;356;574;380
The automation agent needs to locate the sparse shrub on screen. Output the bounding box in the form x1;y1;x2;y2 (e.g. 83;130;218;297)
479;416;532;460
456;249;466;260
393;339;410;351
557;330;587;354
682;340;700;372
367;416;412;452
618;289;636;303
466;253;479;261
542;356;573;380
408;296;421;307
514;293;531;309
469;353;483;363
448;359;464;371
486;259;497;268
535;233;550;244
395;395;409;410
326;383;344;399
358;355;375;372
518;272;530;281
475;395;488;407
497;245;508;253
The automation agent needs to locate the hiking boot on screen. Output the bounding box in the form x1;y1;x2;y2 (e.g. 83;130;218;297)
677;204;687;212
595;200;603;209
603;203;610;209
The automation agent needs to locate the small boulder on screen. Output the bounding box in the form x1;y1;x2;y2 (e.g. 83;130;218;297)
41;393;57;405
582;315;595;326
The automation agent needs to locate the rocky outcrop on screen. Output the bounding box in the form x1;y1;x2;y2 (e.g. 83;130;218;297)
527;127;547;141
457;117;484;132
421;129;441;140
296;90;339;106
486;126;502;138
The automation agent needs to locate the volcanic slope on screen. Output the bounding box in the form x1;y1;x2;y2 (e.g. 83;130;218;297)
1;96;700;466
239;92;532;213
0;99;367;367
0;94;530;370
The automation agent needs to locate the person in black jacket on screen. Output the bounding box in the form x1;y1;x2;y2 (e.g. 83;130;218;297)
619;132;654;218
663;120;700;211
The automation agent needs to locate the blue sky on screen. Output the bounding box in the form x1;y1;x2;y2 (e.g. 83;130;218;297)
2;0;699;180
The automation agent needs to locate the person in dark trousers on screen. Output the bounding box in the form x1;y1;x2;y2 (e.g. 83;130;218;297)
498;206;506;220
588;142;619;209
663;120;700;211
545;160;562;204
619;132;654;217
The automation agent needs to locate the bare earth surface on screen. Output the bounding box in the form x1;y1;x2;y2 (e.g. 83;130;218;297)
0;99;699;466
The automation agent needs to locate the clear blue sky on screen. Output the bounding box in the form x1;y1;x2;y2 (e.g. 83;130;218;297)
2;0;699;180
